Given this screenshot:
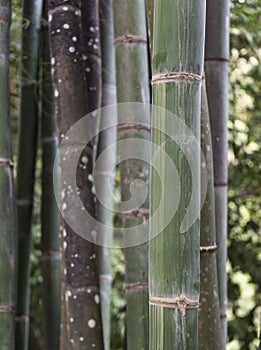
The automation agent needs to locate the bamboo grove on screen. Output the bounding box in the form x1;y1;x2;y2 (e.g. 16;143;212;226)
0;0;234;349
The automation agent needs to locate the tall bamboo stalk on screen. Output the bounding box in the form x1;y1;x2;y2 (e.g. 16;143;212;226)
149;0;206;348
97;0;117;348
114;0;150;348
0;1;17;349
40;1;60;348
48;1;103;348
205;0;229;345
199;83;222;349
15;0;42;348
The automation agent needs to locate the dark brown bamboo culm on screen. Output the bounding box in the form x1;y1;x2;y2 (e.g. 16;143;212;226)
40;0;61;348
48;0;103;348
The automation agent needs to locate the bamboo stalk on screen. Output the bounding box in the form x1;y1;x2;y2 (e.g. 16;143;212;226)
48;1;103;348
114;0;150;348
199;82;223;349
0;1;17;349
149;0;206;348
15;0;42;348
97;0;117;348
205;0;229;346
40;1;61;348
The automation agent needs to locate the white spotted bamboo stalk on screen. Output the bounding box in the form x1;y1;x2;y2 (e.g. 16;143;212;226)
0;1;17;349
149;0;206;348
205;0;230;346
114;0;150;348
48;1;103;348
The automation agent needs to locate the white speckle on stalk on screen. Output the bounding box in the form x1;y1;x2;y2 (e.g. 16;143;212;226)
89;26;95;32
75;10;81;16
71;263;75;268
87;288;91;293
70;339;74;343
93;44;98;50
63;6;68;11
95;38;99;43
62;203;67;211
82;54;87;60
56;29;61;33
64;268;67;275
51;57;55;65
69;46;76;53
72;36;77;42
54;89;59;97
63;241;67;249
58;79;62;83
94;294;100;304
86;67;91;72
81;156;88;164
70;317;74;323
48;14;52;22
63;228;67;237
88;174;93;182
63;23;70;29
88;319;96;328
79;337;84;342
61;133;64;138
73;295;77;299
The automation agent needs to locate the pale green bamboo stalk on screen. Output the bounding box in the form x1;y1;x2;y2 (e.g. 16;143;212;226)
205;0;229;346
114;0;150;348
0;1;17;349
149;0;206;348
40;1;60;348
97;0;117;348
199;82;222;349
15;0;42;348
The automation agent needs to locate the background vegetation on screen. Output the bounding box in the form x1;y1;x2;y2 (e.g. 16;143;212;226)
8;0;261;349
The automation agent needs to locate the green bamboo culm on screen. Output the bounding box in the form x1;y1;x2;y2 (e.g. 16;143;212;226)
149;0;206;349
114;0;150;348
205;0;229;346
15;0;42;348
40;0;61;348
97;0;117;348
48;1;104;348
0;1;17;349
198;83;223;349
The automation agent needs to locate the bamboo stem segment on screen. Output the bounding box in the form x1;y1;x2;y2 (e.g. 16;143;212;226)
149;0;206;348
0;1;17;349
15;0;42;348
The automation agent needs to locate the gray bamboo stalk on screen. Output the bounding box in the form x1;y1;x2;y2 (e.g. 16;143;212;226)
0;1;17;349
199;82;223;349
145;0;154;53
48;1;103;348
15;0;42;348
205;0;229;346
97;0;117;348
40;1;61;348
114;0;150;348
149;0;206;348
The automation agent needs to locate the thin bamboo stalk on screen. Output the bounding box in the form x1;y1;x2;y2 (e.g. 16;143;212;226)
149;0;206;348
40;1;60;348
0;1;17;349
199;83;222;349
48;1;103;348
15;0;42;348
114;0;150;348
205;0;229;346
97;0;117;348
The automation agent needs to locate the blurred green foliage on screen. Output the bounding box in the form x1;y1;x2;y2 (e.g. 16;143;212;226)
9;0;261;349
